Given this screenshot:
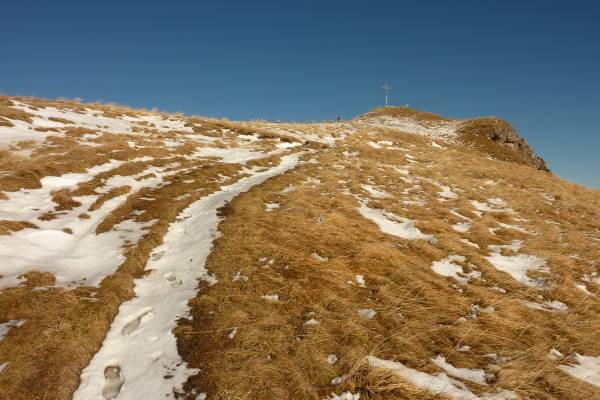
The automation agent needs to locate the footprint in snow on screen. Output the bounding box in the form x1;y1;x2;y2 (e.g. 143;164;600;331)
121;308;153;335
164;272;181;287
102;365;124;400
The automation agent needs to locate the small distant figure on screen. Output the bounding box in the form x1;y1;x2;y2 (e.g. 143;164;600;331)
336;116;341;121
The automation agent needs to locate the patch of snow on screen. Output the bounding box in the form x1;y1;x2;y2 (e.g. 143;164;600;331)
369;356;473;400
357;116;460;141
575;284;593;296
324;391;360;400
453;222;473;233
228;327;238;339
431;355;488;385
312;252;329;262
521;300;568;312
261;294;279;302
358;206;435;242
327;354;339;364
355;274;366;287
357;308;376;319
439;186;459;200
368;356;515;400
281;184;295;194
185;146;271;164
0;319;26;341
265;202;280;212
361;184;392;199
460;239;480;248
488;197;507;207
484;243;546;286
497;222;530;234
431;255;479;284
548;349;564;361
232;271;248;282
559;354;600;387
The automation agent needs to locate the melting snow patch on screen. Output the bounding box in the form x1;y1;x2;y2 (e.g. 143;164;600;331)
484;242;546;286
368;356;516;400
324;392;360;400
470;200;512;216
281;184;295;194
358;308;376;319
460;238;480;248
361;184;392;199
357;116;460;141
265;202;280;212
453;222;473;233
228;327;238;339
0;319;26;341
73;153;301;400
521;300;568;312
559;354;600;387
497;222;530;234
355;274;366;287
575;284;593;296
327;354;339;364
456;345;471;353
312;252;329;262
548;349;564;361
439;186;459;200
488;197;506;207
186;146;271;164
358;206;435;242
431;256;479;284
431;355;488;385
541;193;555;203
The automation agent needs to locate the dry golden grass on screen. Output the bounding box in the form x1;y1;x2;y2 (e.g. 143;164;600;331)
0;97;34;123
359;106;452;122
173;126;599;399
0;160;251;400
0;96;599;400
0;220;38;235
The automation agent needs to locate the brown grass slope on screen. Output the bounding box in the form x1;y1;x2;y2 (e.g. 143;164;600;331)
175;125;600;400
0;96;598;400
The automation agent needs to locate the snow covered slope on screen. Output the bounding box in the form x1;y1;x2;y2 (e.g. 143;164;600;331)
0;96;599;400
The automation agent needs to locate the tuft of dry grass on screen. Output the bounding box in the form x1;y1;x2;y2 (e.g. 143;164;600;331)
0;97;34;123
0;220;38;235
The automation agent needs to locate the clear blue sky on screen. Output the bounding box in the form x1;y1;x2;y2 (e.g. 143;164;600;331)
1;1;598;188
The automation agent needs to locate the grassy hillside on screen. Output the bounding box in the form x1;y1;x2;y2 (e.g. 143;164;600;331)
0;97;599;400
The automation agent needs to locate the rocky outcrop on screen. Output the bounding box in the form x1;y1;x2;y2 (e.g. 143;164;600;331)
456;117;549;171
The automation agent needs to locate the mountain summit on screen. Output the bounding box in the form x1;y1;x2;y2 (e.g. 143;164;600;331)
356;106;549;171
